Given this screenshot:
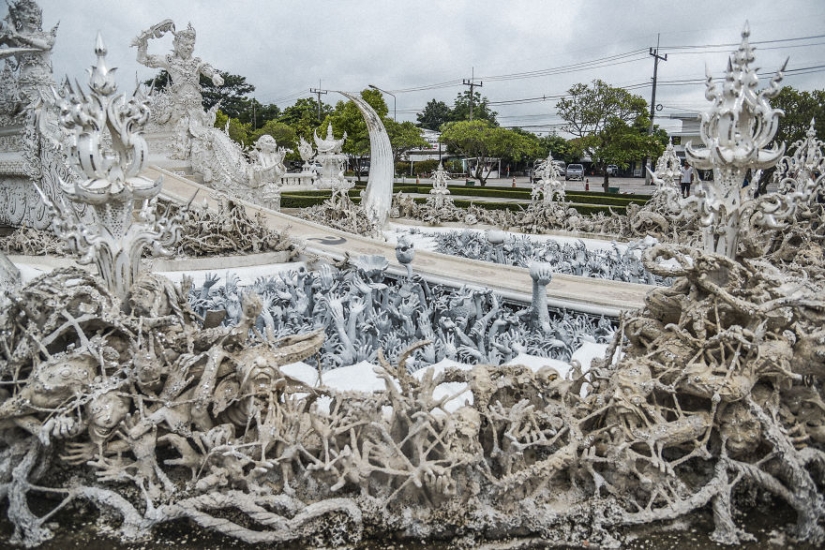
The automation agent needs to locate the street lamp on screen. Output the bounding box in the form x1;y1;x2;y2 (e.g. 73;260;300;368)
368;84;396;121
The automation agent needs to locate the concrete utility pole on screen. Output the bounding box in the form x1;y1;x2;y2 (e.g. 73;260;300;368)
309;82;328;122
462;68;483;121
646;35;667;184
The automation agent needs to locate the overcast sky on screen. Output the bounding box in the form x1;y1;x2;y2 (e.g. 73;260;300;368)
28;0;825;134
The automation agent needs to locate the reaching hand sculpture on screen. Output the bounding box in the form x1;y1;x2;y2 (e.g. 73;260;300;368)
131;19;223;129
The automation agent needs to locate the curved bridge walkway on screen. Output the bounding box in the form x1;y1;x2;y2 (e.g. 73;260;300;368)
147;166;650;317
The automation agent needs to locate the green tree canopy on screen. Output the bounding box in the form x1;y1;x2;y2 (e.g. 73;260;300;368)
385;119;428;162
416;99;452;130
451;90;498;125
279;97;332;144
439;120;535;184
538;133;576;164
557;79;664;190
771;86;825;146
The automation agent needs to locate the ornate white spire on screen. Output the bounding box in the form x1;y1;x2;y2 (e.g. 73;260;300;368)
684;23;788;258
43;34;183;308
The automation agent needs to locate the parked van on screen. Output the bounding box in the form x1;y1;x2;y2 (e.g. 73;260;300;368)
565;164;584;181
552;160;567;175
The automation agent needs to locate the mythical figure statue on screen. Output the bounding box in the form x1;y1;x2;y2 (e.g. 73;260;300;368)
0;0;57;112
532;152;565;204
249;134;289;209
313;123;350;194
132;19;223;130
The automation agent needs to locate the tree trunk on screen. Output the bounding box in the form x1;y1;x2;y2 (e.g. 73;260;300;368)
603;172;610;193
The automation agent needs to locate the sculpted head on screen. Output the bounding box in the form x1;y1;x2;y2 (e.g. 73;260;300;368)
173;23;196;59
8;0;42;31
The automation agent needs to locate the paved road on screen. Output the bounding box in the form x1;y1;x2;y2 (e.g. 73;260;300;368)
146;166;651;317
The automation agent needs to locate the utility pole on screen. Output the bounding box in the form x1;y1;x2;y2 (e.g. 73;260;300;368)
462;67;482;121
309;81;328;122
646;34;667;184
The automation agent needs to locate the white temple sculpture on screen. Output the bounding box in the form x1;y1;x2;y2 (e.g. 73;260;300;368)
428;161;453;209
0;0;57;107
776;119;825;204
45;34;183;305
0;0;77;229
312;122;349;195
684;22;787;258
532;152;565;204
649;138;682;192
5;14;825;550
132;19;223;157
339;91;394;228
248;134;289;210
131;19;286;202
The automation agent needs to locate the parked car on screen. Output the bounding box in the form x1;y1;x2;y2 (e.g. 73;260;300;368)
552;160;567;175
606;164;619;176
565;164;584;181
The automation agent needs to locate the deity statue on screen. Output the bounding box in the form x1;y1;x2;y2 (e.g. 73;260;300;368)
0;0;57;107
313;123;350;194
131;19;223;129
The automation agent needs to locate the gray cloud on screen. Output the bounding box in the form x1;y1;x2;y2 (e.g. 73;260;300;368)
32;0;825;133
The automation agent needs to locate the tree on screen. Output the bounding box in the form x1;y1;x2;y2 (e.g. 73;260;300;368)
416;99;452;130
385;119;428;163
538;134;575;163
451;90;498;125
242;99;281;129
557;79;664;191
439;120;535;185
771;86;825;147
214;110;252;146
279;97;331;144
250;120;297;153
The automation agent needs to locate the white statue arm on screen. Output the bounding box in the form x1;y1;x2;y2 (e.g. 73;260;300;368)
0;22;56;51
199;62;223;86
131;19;174;69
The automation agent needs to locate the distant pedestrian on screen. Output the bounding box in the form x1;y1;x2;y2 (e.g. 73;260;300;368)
680;161;694;198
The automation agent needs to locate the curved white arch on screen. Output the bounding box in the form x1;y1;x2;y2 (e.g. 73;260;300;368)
337;92;393;228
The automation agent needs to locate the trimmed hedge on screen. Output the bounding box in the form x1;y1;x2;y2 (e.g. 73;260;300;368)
280;186;639;215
